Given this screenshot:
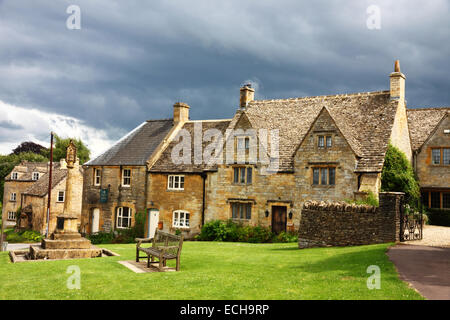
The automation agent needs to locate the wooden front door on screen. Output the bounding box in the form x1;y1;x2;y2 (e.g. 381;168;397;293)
271;206;287;234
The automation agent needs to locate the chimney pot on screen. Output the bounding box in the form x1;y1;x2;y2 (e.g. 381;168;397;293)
240;84;255;108
173;102;190;123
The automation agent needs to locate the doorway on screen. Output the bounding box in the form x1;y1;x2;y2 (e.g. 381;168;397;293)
271;206;287;234
91;208;100;234
147;209;159;239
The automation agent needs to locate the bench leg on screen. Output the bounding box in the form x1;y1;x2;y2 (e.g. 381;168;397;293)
159;256;163;271
147;256;150;268
136;247;139;262
176;258;180;271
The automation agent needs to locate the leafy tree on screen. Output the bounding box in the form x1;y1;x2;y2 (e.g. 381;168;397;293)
41;135;90;165
12;142;48;156
0;152;49;204
381;143;420;205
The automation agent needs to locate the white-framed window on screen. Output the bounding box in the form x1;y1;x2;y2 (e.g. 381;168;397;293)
57;191;65;202
122;169;131;187
116;207;132;229
7;212;16;221
10;193;17;201
11;172;18;180
94;168;101;186
168;175;185;190
32;172;40;181
172;210;190;228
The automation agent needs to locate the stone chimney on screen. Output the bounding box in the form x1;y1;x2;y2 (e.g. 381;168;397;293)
240;84;255;108
173;102;190;123
390;60;405;102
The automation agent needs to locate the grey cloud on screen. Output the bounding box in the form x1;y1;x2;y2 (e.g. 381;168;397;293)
0;0;448;149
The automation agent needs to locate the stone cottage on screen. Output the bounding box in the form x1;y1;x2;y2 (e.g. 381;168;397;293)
20;158;83;234
407;108;450;209
1;161;49;227
79;60;447;238
80;103;190;234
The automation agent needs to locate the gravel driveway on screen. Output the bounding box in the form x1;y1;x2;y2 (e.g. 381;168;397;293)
406;225;450;248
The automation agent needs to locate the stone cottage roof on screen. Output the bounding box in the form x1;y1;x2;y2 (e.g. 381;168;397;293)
407;107;450;151
232;91;397;172
85;119;174;166
5;161;49;181
150;120;231;173
22;163;68;197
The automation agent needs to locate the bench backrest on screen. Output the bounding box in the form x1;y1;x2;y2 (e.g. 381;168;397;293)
152;230;183;256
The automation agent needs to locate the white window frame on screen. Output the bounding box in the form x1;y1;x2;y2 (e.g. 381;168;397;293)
32;172;40;181
10;193;17;201
168;175;185;190
94;168;101;186
57;191;65;202
116;207;132;229
122;169;131;187
11;172;18;180
7;211;16;221
172;210;190;228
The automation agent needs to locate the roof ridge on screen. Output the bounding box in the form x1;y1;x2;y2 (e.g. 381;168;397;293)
186;119;232;123
145;118;173;122
250;90;390;104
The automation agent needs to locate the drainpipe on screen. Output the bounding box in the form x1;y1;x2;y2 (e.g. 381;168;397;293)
201;172;207;227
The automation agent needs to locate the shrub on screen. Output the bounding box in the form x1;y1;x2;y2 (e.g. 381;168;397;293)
6;230;43;243
381;143;420;206
273;231;298;243
346;191;379;207
87;232;114;244
197;220;297;243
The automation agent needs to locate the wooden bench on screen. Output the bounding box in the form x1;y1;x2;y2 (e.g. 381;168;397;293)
136;230;183;271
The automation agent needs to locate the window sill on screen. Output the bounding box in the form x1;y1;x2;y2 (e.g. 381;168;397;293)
167;189;185;192
311;184;335;188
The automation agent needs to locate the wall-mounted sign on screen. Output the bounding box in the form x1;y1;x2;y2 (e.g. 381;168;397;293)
100;189;109;203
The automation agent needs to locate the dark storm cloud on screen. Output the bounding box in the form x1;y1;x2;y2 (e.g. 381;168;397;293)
0;0;448;144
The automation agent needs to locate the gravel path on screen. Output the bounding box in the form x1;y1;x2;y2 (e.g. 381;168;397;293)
406;225;450;248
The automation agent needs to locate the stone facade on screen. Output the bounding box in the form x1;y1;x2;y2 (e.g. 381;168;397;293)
147;173;205;239
20;160;83;234
81;165;147;233
298;192;403;248
2;162;49;227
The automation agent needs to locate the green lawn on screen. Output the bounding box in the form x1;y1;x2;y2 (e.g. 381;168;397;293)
0;242;423;300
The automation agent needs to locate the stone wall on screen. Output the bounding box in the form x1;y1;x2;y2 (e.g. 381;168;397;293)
298;192;403;248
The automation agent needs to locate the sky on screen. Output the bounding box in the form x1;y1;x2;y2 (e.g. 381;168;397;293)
0;0;449;158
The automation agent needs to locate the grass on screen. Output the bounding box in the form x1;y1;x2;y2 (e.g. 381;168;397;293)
0;242;423;300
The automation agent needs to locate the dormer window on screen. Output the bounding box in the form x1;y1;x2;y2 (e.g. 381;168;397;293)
122;169;131;187
94;168;101;186
237;137;250;151
318;135;332;148
32;172;40;181
11;172;18;180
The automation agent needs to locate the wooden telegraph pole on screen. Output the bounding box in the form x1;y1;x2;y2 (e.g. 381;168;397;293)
45;132;54;238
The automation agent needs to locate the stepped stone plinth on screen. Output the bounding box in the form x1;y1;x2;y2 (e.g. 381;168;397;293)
29;215;101;260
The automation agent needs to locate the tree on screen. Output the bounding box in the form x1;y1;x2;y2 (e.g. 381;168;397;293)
381;143;420;205
41;135;91;165
12;142;48;156
0;152;49;204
